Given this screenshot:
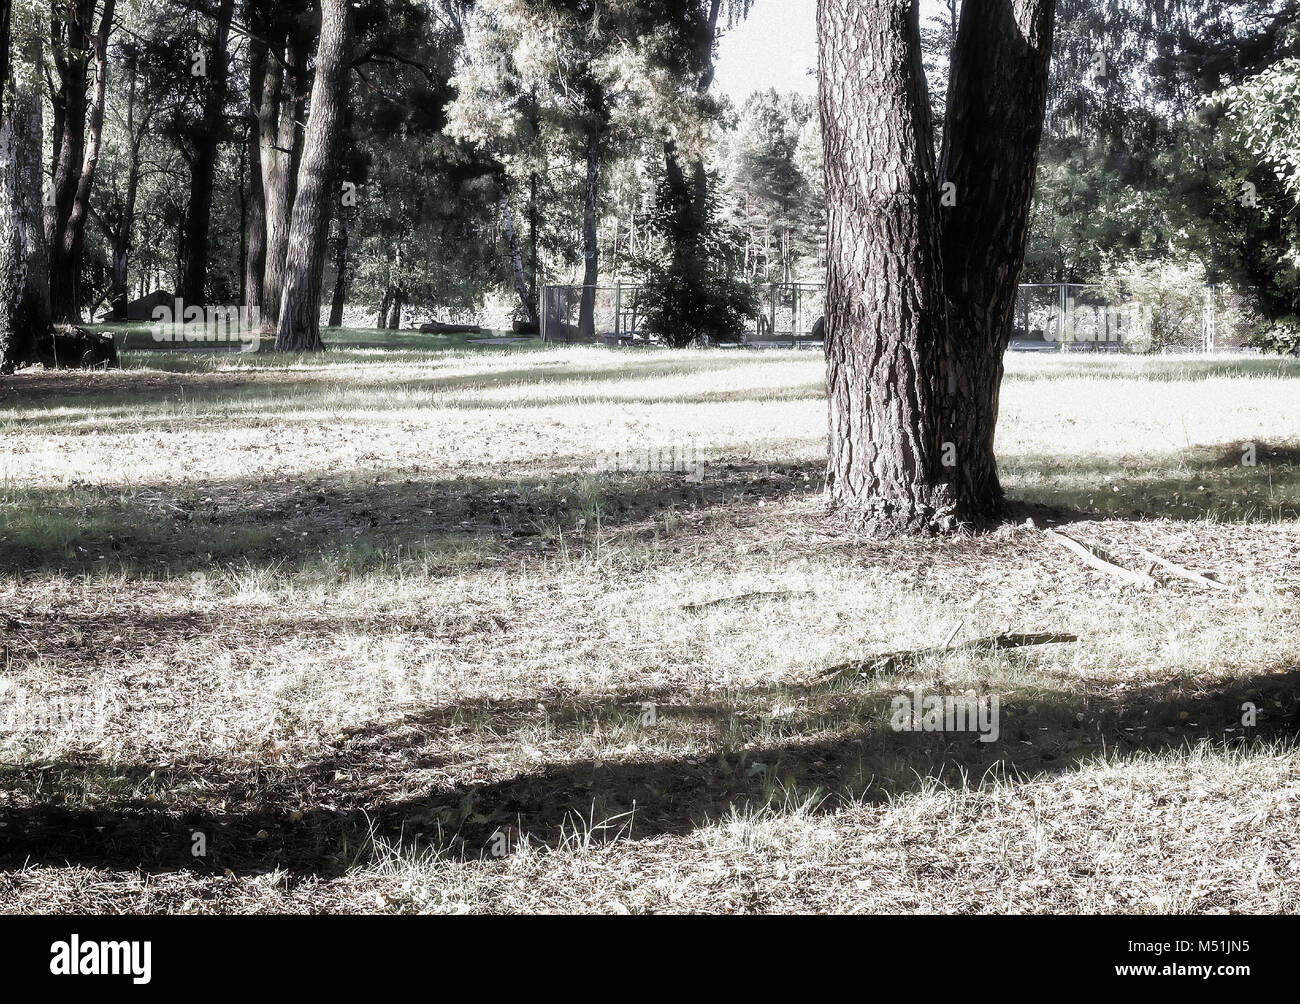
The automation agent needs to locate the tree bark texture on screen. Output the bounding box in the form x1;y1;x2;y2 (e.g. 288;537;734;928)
261;15;310;328
819;0;961;535
818;0;1055;534
179;0;235;308
274;0;352;351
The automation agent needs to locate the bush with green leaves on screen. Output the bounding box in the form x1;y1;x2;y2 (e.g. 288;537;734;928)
634;166;758;348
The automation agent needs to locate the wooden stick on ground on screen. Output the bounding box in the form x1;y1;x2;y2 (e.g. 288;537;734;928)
1134;546;1233;591
682;589;815;612
796;631;1078;688
1043;529;1158;589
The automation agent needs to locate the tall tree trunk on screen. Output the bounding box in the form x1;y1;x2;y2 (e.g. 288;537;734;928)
819;0;960;535
0;0;10;116
528;169;539;308
578;125;600;340
262;20;310;329
242;10;268;314
1;10;21;370
56;0;114;322
938;0;1056;506
245;5;277;320
11;29;52;357
179;0;235;308
500;191;535;325
377;285;393;329
107;61;142;321
274;0;353;351
328;205;349;327
818;0;1055;535
47;0;93;323
386;288;404;330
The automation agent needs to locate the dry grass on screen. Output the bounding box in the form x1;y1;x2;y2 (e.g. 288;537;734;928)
1;344;1298;913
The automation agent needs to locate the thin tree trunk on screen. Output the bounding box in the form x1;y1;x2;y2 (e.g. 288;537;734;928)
179;0;235;308
262;22;310;329
14;28;51;348
501;192;535;325
242;18;268;314
386;288;404;330
47;0;93;322
578;124;600;340
107;61;142;321
57;0;114;322
528;169;539;308
246;8;278;320
274;0;353;351
328;205;349;327
1;25;23;370
377;285;393;329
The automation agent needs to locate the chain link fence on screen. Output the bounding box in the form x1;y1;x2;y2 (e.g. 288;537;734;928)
541;282;1257;351
541;285;649;345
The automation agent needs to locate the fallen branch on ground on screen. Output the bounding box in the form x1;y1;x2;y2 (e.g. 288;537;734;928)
1043;529;1158;589
1134;546;1233;591
418;321;482;335
795;631;1079;689
682;589;815;612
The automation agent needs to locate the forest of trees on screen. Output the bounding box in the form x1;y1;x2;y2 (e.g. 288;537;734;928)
1;0;1297;371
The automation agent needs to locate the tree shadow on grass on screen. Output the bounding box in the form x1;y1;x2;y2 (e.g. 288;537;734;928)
0;353;809;425
2;658;1296;878
0;463;820;577
2;439;1297;579
1004;442;1300;524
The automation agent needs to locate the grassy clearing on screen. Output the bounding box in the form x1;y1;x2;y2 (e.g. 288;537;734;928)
1;344;1298;913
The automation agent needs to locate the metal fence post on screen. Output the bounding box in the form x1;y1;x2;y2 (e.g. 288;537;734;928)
785;282;795;348
1058;283;1067;349
769;284;777;344
1204;284;1216;353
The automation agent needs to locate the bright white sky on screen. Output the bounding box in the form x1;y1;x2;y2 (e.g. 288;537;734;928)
714;0;951;104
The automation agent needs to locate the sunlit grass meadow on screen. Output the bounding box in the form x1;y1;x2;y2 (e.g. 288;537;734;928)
1;334;1298;913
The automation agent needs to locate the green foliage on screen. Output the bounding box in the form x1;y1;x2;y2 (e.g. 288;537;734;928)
635;165;757;348
1220;58;1300;202
1097;257;1210;352
720;90;824;284
1018;0;1300;354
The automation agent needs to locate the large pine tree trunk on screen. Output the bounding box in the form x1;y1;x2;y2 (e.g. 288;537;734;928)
938;0;1056;506
818;0;1055;535
819;0;962;535
179;0;235;308
0;0;9;112
274;0;353;351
